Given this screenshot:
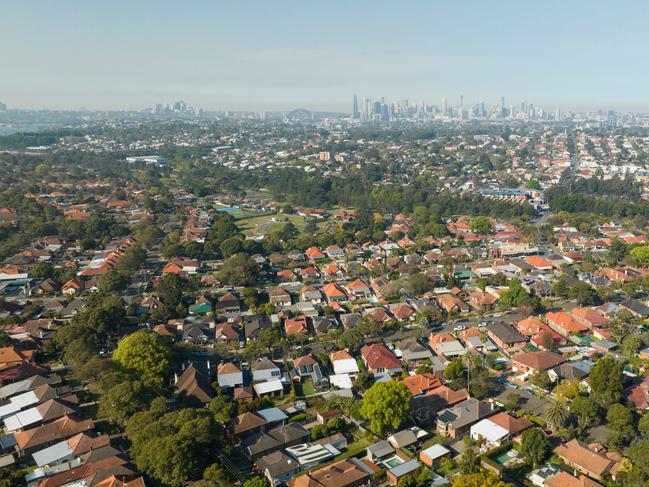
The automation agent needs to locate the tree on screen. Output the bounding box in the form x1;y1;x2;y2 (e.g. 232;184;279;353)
217;253;260;287
452;472;511;487
209;390;237;423
201;463;230;486
469;216;491;235
631;246;649;267
353;370;374;390
458;448;481;475
627;438;649;476
499;278;533;310
528;371;550;390
243;477;270;487
445;359;465;387
639;412;649;438
606;403;635;449
568;281;599;306
544;400;568;430
360;380;412;435
128;407;227;487
99;268;128;293
156;273;184;309
98;380;152;426
589;357;624;407
113;330;171;386
553;380;583;400
570;395;601;429
552;278;569;298
220;237;244;258
519;428;548;467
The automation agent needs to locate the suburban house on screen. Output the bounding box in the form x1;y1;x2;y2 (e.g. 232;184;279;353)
323;283;348;303
395;339;433;364
487;323;528;352
469;412;532;447
291;354;327;388
345;279;372;299
429;333;466;358
284;316;309;335
252;358;282;383
217;362;244;388
419;444;451;467
546;311;589;337
288;458;371;487
436;294;470;314
436;398;495;439
360;344;402;376
174;364;213;406
553;439;621;481
228;412;268;442
511;351;566;374
257;450;301;486
329;350;360;377
268;288;292;307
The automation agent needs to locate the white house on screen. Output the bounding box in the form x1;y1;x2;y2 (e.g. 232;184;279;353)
329;350;359;376
252;358;282;383
217;362;244;388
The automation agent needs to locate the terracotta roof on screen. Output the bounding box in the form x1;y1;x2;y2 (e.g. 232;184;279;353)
360;343;400;370
487;412;532;435
546;311;589;334
289;458;370;487
512;351;566;371
544;472;603;487
330;350;354;362
15;415;94;450
228;412;267;435
218;362;242;375
553;439;617;478
401;374;442;396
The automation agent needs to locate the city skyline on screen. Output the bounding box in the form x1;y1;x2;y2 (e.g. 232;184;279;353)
2;1;649;112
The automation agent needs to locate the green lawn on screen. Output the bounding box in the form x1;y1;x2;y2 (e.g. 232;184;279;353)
294;378;316;397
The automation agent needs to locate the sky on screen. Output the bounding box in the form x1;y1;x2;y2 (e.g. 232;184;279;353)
1;1;648;113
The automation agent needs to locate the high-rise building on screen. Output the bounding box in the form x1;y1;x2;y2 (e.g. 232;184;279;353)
0;101;6;111
441;97;447;114
352;95;360;119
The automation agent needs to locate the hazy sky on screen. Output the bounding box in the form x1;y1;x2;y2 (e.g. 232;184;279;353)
2;1;648;112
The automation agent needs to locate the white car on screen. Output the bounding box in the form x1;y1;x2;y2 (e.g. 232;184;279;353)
478;322;487;328
453;325;466;332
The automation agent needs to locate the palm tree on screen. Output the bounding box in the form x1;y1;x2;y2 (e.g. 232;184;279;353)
544;400;568;430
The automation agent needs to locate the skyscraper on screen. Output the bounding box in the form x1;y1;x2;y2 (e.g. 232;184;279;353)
352;95;360;119
441;97;447;114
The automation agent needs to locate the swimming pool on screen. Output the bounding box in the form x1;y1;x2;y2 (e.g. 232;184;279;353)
493;450;518;465
383;456;405;468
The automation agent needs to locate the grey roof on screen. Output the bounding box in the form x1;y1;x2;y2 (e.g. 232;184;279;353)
437;398;493;429
389;458;420;477
389;429;418;448
621;299;649;317
0;434;16;451
32;439;73;467
243;432;281;457
256;407;288;424
257;450;299;477
488;323;527;344
268;423;309;444
367;440;394;458
252;358;280;371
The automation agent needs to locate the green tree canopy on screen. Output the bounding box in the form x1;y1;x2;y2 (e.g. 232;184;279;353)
519;428;549;467
113;330;171;386
360;380;412;435
589;357;624;407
